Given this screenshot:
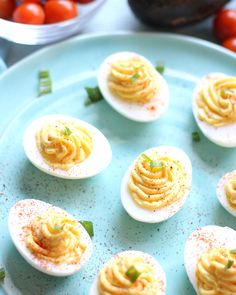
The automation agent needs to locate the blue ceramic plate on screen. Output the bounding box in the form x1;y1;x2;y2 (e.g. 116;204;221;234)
0;33;236;295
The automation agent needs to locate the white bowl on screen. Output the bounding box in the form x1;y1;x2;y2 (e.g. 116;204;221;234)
0;0;106;45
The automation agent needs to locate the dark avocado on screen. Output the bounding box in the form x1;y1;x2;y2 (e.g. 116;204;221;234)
128;0;230;27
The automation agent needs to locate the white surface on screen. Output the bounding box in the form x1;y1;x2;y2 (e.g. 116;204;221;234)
120;146;192;223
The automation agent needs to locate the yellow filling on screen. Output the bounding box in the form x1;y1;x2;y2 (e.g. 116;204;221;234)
26;210;86;264
129;154;188;210
98;254;159;295
108;58;158;103
196;76;236;127
225;174;236;209
196;248;236;295
36;120;93;171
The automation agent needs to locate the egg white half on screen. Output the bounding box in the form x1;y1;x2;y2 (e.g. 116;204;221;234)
98;51;170;122
120;146;192;223
89;250;166;295
23;114;112;179
8;199;93;276
184;225;236;293
192;72;236;147
216;170;236;218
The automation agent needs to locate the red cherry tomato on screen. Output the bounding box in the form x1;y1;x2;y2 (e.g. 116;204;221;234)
21;0;41;3
44;0;78;24
75;0;94;3
0;0;15;19
12;3;45;25
223;37;236;53
214;9;236;41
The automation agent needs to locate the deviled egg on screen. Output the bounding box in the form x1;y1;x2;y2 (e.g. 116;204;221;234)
184;225;236;295
121;146;192;223
89;250;166;295
192;73;236;147
8;199;92;276
23;114;112;179
98;51;169;122
217;170;236;217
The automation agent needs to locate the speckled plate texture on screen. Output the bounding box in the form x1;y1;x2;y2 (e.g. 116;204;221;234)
0;32;236;295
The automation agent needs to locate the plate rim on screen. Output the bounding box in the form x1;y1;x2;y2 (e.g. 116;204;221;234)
2;31;236;79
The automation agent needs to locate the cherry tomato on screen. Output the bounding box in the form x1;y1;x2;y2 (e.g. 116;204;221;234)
214;9;236;41
0;0;15;19
13;3;45;25
223;37;236;53
75;0;94;3
44;0;78;24
21;0;41;3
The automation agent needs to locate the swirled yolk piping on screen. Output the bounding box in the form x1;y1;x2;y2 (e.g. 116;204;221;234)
129;154;189;210
25;210;86;264
196;76;236;127
98;254;159;295
108;58;159;103
196;248;236;295
225;174;236;209
36;120;93;171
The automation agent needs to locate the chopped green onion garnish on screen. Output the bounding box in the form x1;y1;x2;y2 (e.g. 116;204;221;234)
80;221;94;238
192;131;200;142
155;62;165;74
131;72;140;82
125;266;141;283
142;154;152;162
40;80;52;87
38;70;52;97
85;86;104;106
39;70;50;79
150;160;163;170
230;249;236;254
38;88;52;96
54;225;63;231
142;154;163;171
62;126;72;136
225;260;234;269
0;268;5;280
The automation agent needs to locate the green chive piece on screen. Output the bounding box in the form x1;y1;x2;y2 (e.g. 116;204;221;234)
225;260;234;269
84;99;92;106
230;249;236;254
54;225;63;231
38;70;52;97
192;131;200;142
0;268;5;280
80;221;94;238
142;154;152;162
142;154;163;171
155;62;165;75
150;160;163;170
39;70;50;79
85;87;104;105
125;266;141;283
62;126;72;136
131;73;140;82
40;79;52;87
